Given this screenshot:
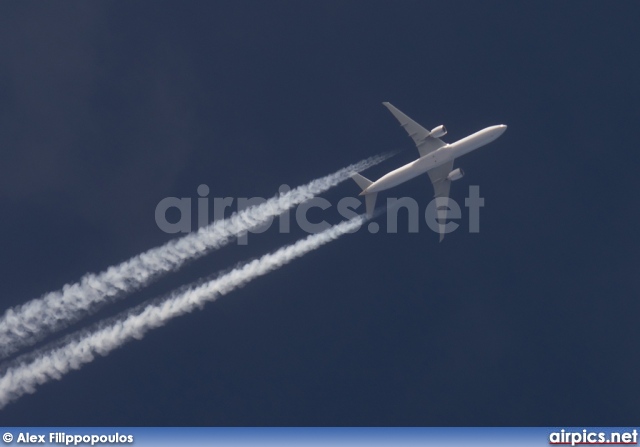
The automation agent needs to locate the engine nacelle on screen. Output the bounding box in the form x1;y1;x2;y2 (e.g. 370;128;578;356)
446;168;465;182
429;125;447;138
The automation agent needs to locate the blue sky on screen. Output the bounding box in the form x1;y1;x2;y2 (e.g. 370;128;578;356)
0;1;639;425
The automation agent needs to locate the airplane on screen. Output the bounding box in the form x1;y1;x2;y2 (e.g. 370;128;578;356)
352;102;507;241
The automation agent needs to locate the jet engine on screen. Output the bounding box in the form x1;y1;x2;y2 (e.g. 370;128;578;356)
429;125;447;138
446;168;465;181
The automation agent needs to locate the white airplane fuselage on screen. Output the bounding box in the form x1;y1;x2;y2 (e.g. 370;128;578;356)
364;124;507;194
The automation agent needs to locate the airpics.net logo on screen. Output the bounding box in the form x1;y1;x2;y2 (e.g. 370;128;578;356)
154;184;485;243
549;429;638;446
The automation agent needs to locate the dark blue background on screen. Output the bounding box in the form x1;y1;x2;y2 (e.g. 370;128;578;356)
1;1;639;425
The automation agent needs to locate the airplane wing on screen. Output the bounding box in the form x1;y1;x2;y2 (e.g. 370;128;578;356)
382;102;447;157
426;160;454;242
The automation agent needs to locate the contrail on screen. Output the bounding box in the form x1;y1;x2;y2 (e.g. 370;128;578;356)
0;215;366;409
0;153;391;359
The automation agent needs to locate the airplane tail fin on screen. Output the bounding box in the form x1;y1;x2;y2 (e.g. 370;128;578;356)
351;173;372;191
364;193;378;218
350;173;377;217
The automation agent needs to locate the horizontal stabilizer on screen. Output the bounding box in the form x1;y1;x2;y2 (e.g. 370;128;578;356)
365;193;378;218
350;173;377;217
351;173;373;191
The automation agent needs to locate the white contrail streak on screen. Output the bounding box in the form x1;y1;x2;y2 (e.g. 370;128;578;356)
0;215;365;409
0;154;390;359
